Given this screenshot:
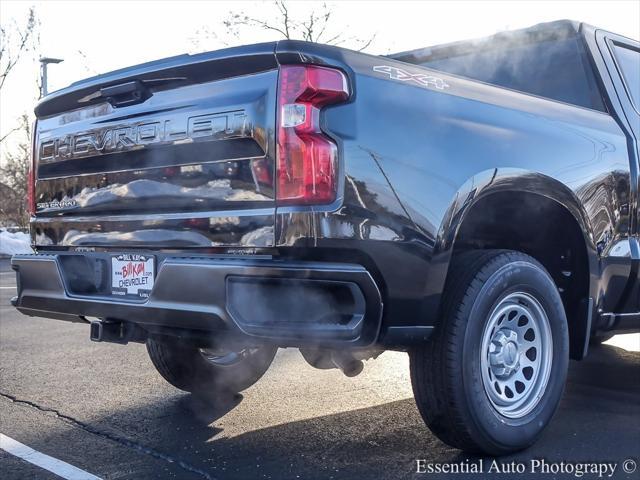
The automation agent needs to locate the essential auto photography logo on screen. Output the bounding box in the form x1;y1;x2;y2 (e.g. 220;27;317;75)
415;458;637;477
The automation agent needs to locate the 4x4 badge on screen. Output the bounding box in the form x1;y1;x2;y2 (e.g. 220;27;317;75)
373;65;450;90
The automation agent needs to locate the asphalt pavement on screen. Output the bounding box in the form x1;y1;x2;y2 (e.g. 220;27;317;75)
0;258;639;479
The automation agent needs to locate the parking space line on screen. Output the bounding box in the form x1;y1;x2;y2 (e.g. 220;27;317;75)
0;433;102;480
0;286;16;289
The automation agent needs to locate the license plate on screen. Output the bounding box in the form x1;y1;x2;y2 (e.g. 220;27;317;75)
111;254;155;298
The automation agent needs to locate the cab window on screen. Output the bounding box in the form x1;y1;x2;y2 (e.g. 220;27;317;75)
612;43;640;112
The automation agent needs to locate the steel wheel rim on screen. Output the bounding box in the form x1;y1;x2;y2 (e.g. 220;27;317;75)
480;291;553;418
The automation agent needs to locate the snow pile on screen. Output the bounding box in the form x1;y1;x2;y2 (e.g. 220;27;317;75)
0;230;33;256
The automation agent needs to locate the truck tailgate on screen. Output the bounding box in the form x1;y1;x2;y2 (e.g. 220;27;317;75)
32;43;278;249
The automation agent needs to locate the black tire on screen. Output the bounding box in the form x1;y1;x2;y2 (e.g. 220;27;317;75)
410;250;569;455
147;337;277;396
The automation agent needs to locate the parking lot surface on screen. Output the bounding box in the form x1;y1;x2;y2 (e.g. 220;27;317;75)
1;259;638;479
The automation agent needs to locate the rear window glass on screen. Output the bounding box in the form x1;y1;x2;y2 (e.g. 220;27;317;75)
612;43;640;112
419;37;605;111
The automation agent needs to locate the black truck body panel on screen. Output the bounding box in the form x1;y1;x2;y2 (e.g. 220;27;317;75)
13;21;640;352
33;43;280;249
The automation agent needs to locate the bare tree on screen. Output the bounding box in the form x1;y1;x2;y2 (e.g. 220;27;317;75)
0;6;38;91
0;8;39;227
193;1;376;52
77;49;98;75
0;7;39;146
0;115;31;228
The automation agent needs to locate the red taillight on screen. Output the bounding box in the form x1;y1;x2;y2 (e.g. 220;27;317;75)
27;121;37;215
277;65;349;205
27;167;35;215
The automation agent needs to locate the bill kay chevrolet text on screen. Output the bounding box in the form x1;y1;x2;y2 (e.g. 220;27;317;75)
12;20;640;454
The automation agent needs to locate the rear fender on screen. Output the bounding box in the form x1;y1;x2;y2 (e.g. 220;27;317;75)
431;168;600;359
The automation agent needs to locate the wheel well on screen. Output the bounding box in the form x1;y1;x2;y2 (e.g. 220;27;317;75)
451;191;590;359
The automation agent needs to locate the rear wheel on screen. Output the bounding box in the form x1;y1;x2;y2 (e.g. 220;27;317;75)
410;250;569;454
147;337;277;396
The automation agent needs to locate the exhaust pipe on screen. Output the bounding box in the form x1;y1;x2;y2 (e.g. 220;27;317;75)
300;347;381;377
331;352;364;377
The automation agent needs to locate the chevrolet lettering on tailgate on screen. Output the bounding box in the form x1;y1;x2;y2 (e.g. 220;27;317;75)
39;109;248;163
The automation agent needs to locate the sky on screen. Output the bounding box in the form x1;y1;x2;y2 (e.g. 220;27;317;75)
1;0;639;157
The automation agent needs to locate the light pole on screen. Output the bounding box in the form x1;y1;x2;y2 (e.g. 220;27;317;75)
39;57;63;98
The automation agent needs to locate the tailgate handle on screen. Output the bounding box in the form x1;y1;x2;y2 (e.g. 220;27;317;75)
100;80;151;107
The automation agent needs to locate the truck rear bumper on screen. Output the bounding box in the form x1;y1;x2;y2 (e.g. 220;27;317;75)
11;254;383;346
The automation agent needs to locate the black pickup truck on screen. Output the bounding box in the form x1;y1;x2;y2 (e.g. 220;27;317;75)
11;20;640;454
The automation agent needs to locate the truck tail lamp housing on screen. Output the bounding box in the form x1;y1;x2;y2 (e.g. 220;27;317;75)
27;167;36;215
27;120;37;215
277;65;349;205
